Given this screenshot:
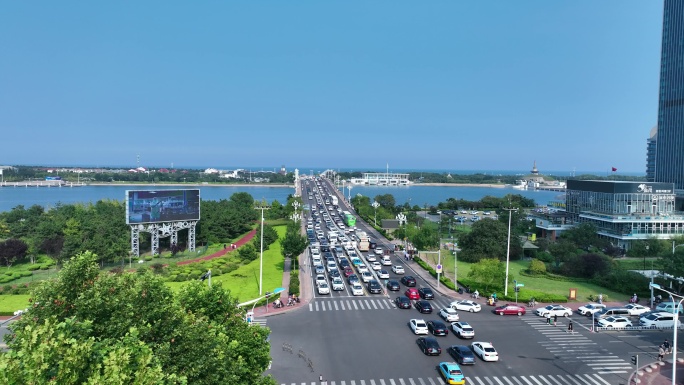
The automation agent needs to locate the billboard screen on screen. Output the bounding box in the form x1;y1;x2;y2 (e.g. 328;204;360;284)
126;189;200;224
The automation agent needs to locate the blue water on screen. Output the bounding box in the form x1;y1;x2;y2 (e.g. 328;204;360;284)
0;183;561;213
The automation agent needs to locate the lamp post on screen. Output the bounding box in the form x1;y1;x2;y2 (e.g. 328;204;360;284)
255;204;270;296
503;206;518;297
372;201;380;226
650;283;682;385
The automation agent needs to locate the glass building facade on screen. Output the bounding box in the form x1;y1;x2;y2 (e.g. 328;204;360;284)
647;126;657;182
655;1;684;192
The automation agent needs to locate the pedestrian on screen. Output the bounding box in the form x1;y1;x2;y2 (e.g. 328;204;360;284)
664;339;671;354
223;244;227;250
659;345;665;361
567;320;574;334
598;293;603;304
553;314;558;326
546;312;552;325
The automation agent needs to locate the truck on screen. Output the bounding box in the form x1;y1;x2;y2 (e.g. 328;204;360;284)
357;231;370;252
331;196;338;206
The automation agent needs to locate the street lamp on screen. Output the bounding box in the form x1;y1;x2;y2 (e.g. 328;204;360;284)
503;206;518;297
372;201;380;226
650;283;682;385
255;204;271;296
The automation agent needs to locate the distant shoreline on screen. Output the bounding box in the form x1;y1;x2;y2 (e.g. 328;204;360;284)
412;183;506;188
87;182;294;188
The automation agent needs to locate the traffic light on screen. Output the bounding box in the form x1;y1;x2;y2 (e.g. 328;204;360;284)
631;355;638;366
514;286;520;293
265;292;272;298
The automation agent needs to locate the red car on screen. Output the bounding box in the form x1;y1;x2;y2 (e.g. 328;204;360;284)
405;288;420;300
343;267;354;277
494;304;526;316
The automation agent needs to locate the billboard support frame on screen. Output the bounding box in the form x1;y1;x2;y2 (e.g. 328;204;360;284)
130;220;197;257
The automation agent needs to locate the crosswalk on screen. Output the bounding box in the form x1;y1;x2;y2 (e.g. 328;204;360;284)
251;318;267;326
308;297;455;312
521;317;632;374
280;373;612;385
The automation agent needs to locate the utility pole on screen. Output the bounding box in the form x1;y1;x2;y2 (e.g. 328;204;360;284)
255;203;271;296
503;206;518;297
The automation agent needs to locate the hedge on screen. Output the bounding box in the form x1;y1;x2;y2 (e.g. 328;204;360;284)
289;271;300;296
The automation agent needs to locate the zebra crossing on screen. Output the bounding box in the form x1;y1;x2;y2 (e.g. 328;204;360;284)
280;372;612;385
521;317;632;374
308;297;455;312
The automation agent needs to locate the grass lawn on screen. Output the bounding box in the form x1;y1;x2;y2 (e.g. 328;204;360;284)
422;252;628;303
0;295;30;314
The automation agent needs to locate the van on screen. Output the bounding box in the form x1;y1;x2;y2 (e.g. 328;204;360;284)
655;302;684;315
640;312;682;328
595;307;631;321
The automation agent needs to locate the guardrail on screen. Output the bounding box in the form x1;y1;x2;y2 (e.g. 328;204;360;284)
595;325;682;332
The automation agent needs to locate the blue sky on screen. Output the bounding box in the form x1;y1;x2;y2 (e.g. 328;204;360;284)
0;1;663;173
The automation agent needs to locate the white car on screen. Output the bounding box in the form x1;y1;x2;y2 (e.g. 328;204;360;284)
361;271;373;283
331;277;344;291
450;300;482;313
625;304;651;316
471;341;498;362
378;270;390;279
392;265;405;274
598;316;633;328
317;282;330;295
536;304;573;317
357;264;369;274
439;307;460;322
366;253;377;262
381;257;392;266
374;247;384;255
451;321;475;339
371;262;382;271
351;283;364;296
315;274;327;286
410;319;429;335
577;303;606;316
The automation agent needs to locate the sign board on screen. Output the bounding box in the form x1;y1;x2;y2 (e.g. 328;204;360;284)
436;264;443;273
516;283;524;287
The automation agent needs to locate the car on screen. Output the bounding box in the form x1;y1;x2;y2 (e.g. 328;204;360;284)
415;300;433;314
395;296;412;309
439;308;460;322
409;319;429;335
598;316;633;328
357;264;369;274
417;337;442;356
447;346;476;366
343;267;355;277
351;283;364;296
378;270;390;279
331;277;344;291
451;321;475;339
361;271;373;283
419;287;435;300
471;341;498;362
371;261;382;271
535;304;572;317
405;288;420;300
640;312;682;328
450;300;482;313
438;362;466;385
338;258;351;269
365;253;377;262
577;303;607;316
374;247;384;255
401;276;417;287
494;304;526;316
351;257;363;266
327;268;341;279
367;280;382;294
386;280;401;291
315;265;325;274
315;274;327;286
427;320;449;336
625;304;651;316
317;282;330;295
347;274;360;284
392;265;405;274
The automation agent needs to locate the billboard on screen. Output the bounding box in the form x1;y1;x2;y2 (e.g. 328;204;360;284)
126;189;200;224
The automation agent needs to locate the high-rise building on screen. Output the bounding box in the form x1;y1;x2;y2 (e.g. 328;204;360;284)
646;126;657;182
654;1;684;193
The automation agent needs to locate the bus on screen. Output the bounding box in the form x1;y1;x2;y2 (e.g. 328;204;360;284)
342;211;356;227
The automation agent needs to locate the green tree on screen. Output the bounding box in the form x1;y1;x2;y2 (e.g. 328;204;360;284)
238;243;258;262
467;258;509;293
527;259;547;275
281;222;308;263
458;219;511;263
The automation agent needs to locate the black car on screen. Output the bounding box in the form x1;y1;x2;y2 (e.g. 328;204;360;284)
401;276;417;287
427;320;449;336
416;337;442;356
448;345;476;365
328;269;340;279
415;300;433;314
367;280;382;294
347;274;360;284
386;280;401;291
338;259;350;269
395;296;411;309
418;287;435;300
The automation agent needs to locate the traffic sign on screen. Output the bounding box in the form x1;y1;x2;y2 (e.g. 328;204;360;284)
436;264;443;273
516;283;524;287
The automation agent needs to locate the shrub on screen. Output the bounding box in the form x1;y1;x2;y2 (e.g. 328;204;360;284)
176;273;188;282
588;293;609;302
40;265;50;270
27;265;41;271
535;251;554;263
144;256;153;261
289;271;300;295
527;259;547;275
212;269;222;276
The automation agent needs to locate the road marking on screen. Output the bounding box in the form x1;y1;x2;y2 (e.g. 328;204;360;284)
425;378;435;385
353;301;359;310
399;379;406;385
417;378;426;385
408;378;416;385
510;377;525;385
365;299;372;309
389;380;396;385
379;380;385;385
492;377;506;385
370;300;378;309
500;377;515;385
552;375;573;385
314;302;319;311
340;301;346;310
334;302;339;310
370;380;376;385
589;374;611;385
308;303;313;311
360;381;365;385
519;376;533;385
528;376;545;385
472;377;485;385
322;301;327;311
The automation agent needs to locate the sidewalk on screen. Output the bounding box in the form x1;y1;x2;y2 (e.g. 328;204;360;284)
177;229;256;265
633;358;684;385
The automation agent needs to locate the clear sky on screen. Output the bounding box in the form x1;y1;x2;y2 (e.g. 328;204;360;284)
0;1;664;173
